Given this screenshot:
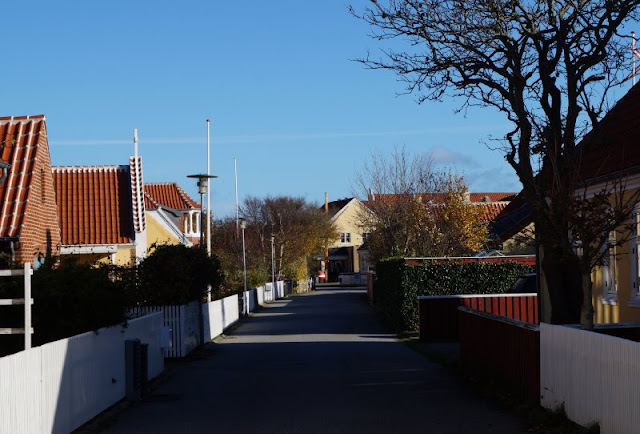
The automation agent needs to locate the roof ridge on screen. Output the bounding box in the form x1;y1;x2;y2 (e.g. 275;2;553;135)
174;183;199;209
0;115;46;122
52;165;127;173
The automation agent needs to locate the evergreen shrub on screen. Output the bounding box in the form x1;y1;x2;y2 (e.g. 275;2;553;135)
375;258;534;331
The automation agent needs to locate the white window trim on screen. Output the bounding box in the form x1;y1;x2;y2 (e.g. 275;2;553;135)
630;208;640;307
340;232;351;244
601;231;618;305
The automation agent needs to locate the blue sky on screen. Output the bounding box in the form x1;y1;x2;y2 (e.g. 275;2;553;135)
2;0;524;217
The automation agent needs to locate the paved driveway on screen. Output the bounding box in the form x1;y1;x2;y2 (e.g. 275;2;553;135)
101;288;527;433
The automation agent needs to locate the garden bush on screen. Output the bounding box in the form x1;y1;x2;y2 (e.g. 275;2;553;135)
130;244;224;306
31;258;127;345
375;258;534;331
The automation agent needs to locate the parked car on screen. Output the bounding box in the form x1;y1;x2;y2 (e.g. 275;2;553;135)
474;249;505;257
508;273;537;294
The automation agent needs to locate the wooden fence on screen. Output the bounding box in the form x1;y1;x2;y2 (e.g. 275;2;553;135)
458;307;540;401
419;293;538;341
541;323;640;433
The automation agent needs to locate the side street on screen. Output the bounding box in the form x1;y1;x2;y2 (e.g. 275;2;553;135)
5;2;640;434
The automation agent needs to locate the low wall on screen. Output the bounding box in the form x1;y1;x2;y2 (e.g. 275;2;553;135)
540;323;640;433
419;293;538;341
459;307;540;401
0;312;163;434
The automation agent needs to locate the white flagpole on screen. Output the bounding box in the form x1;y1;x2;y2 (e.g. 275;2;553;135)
206;119;211;256
235;157;239;237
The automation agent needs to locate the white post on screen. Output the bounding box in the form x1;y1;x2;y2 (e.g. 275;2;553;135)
24;262;31;350
271;236;275;292
241;220;247;315
235;157;239;237
206;119;212;257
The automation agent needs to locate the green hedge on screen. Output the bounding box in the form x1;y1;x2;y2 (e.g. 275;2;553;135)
375;258;534;331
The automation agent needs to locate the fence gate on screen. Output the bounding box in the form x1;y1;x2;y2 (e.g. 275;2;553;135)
0;263;33;349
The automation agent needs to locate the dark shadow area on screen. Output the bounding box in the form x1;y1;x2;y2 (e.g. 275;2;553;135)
103;341;526;434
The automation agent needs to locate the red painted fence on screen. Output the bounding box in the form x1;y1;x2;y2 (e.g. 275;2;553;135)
419;293;538;341
458;307;540;401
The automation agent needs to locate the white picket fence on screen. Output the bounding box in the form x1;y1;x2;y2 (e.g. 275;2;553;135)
0;312;164;434
128;283;287;358
540;323;640;433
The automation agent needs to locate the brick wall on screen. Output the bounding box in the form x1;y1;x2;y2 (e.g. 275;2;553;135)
16;126;61;265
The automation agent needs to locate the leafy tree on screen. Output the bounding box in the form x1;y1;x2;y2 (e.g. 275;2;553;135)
211;217;269;293
351;0;640;325
240;196;337;281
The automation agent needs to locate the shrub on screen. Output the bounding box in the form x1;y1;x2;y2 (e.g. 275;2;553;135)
375;258;534;331
131;244;224;306
31;258;127;345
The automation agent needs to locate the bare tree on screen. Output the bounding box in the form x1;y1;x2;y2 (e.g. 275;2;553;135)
352;148;487;260
351;0;640;325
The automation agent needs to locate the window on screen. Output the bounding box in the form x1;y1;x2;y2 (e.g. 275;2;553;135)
630;209;640;306
340;232;351;243
362;232;371;242
602;231;617;305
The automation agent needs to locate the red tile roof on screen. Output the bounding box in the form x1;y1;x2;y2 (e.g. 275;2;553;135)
144;183;199;210
0;115;45;237
475;201;510;222
578;83;640;180
469;193;516;203
52;166;135;245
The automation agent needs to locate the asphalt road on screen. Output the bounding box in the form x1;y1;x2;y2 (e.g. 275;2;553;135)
100;288;527;434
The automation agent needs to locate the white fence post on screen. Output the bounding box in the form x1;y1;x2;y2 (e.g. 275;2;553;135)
24;262;32;350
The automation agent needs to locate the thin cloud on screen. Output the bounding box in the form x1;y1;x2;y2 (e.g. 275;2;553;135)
50;124;507;147
430;146;479;168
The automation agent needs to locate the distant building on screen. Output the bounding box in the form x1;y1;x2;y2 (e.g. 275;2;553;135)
144;182;200;247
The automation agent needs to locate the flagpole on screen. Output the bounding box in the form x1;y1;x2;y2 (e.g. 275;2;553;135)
235;157;239;237
206;118;211;256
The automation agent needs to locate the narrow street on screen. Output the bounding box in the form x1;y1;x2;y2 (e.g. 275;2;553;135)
101;288;527;433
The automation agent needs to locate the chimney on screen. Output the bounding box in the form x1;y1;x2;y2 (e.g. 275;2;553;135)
368;188;375;202
324;192;329;214
463;191;471;202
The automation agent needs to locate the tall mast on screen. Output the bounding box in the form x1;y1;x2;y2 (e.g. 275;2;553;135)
235;157;239;236
206;119;211;256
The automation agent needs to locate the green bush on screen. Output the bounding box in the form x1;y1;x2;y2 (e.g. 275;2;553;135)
31;259;127;345
375;258;534;331
131;244;224;306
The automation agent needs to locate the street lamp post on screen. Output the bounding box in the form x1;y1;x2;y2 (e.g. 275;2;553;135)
271;235;276;295
187;174;218;247
187;174;217;307
240;218;248;316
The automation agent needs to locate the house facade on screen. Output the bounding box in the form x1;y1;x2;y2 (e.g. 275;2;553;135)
52;161;146;265
492;83;640;324
144;182;200;248
0;115;62;267
323;196;371;280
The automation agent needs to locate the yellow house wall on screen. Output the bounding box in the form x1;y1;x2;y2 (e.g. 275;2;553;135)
328;201;369;272
59;246;135;266
592;227;640;324
146;213;182;249
112;247;136;266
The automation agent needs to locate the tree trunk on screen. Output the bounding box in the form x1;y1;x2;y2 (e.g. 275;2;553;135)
541;246;583;324
580;268;595;330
